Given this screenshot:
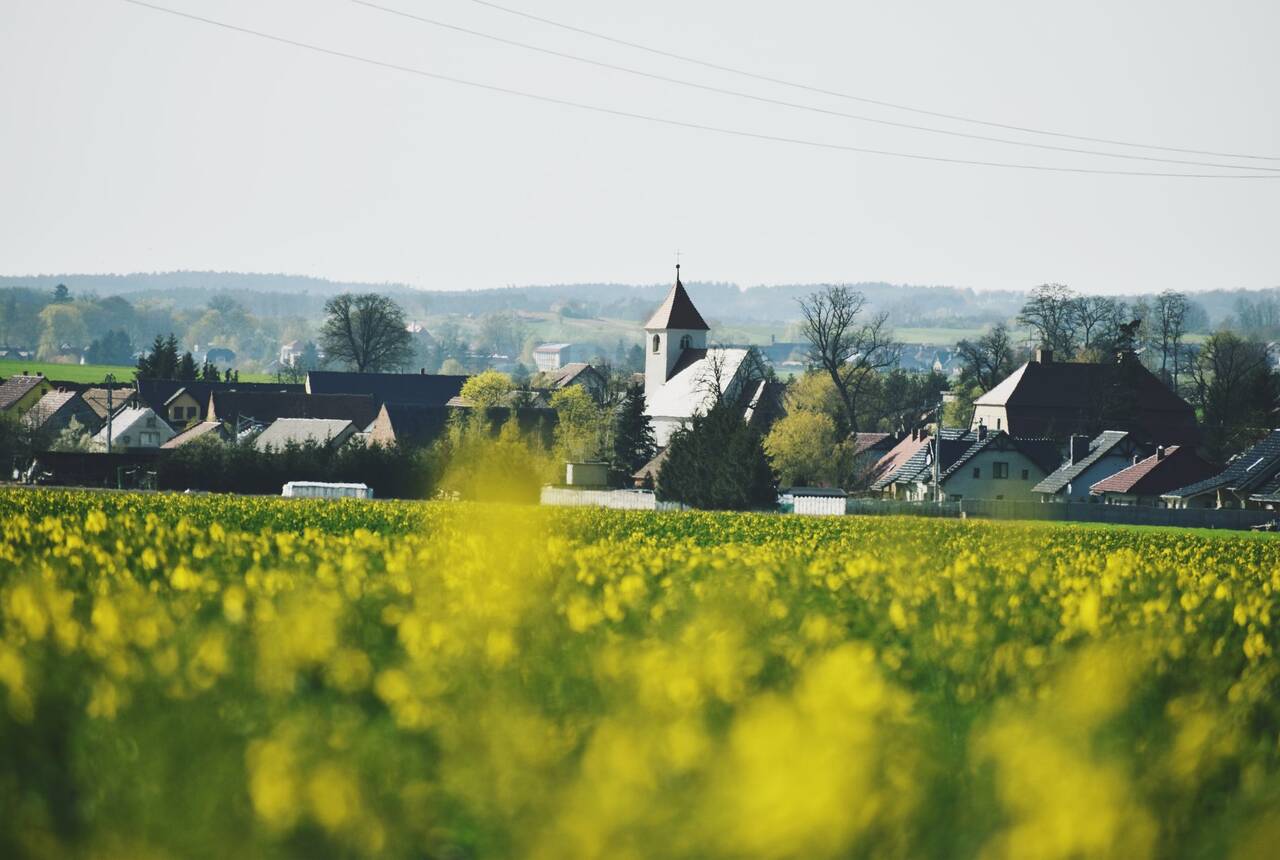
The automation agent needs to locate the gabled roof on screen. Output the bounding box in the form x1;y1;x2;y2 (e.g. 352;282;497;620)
91;407;174;444
1164;429;1280;499
973;357;1198;443
80;387;134;420
876;429;1061;489
643;277;709;331
534;342;572;353
372;402;452;448
1250;471;1280;504
869;432;933;490
22;390;80;430
135;379;304;415
1090;446;1218;497
161;420;227;449
208;391;380;429
1031;431;1141;495
645;347;752;419
0;375;48;411
305;371;467;407
551;363;603;389
253;418;356;452
850;432;894;458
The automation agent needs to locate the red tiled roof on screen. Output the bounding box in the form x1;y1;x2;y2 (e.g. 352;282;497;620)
1090;446;1218;496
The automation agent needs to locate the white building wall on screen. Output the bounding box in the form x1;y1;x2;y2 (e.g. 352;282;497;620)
644;328;706;397
941;449;1049;501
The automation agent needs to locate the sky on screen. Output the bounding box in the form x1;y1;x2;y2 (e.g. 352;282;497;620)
2;0;1278;294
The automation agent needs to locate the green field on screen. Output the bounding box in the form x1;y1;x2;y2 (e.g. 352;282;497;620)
2;488;1278;858
0;359;275;385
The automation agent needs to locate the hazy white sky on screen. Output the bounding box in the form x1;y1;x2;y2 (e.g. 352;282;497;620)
2;0;1278;293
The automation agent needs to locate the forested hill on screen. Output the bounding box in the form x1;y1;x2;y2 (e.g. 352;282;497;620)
0;271;1275;327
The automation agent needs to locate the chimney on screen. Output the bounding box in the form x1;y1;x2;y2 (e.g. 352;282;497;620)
1132;454;1141;465
420;368;426;375
1069;434;1090;464
977;423;988;440
1034;347;1053;364
1156;446;1165;461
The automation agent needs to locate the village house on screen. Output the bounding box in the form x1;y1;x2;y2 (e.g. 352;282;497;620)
875;427;1060;502
868;430;934;497
305;370;467;408
207;390;380;431
1162;429;1280;510
533;362;608;403
367;403;451;449
1090;445;1218;506
0;374;55;417
162;420;230;449
23;390;103;437
253;418;357;452
1031;431;1154;502
135;379;305;426
91;407;176;452
970;348;1198;444
533;343;572;373
642;268;778;447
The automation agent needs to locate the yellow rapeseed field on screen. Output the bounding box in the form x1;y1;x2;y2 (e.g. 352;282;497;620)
2;487;1279;858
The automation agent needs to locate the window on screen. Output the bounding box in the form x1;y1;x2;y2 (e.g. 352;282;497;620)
679;334;692;349
996;494;1005;501
141;431;160;446
996;418;1002;430
993;461;1009;479
121;434;131;445
972;466;980;479
651;334;660;353
1021;468;1029;480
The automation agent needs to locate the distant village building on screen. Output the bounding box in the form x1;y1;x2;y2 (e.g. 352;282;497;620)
305;370;467;408
533;343;572;373
1032;431;1153;502
91;407;175;451
162;420;229;449
536;362;608;402
1162;429;1280;510
23;390;103;436
1090;445;1217;506
0;374;55;417
872;427;1060;502
970;348;1198;444
253;418;357;452
642;268;778;447
279;341;305;367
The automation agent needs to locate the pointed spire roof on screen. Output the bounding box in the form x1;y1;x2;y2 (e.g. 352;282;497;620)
643;266;710;331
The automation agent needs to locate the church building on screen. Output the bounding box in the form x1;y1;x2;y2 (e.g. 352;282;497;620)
642;267;778;447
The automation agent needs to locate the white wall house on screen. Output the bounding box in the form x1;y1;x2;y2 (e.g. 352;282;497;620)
91;407;175;452
642;268;767;447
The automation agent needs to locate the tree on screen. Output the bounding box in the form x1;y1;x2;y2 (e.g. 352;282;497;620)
37;303;87;360
1189;331;1278;461
1154;290;1190;387
956;323;1017;393
764;411;841;487
460;370;514;408
136;333;180;379
1074;296;1121;352
797;285;900;434
200;360;221;382
177;352;198;381
319;293;413;373
440;358;468;376
551;385;606;462
86;329;136;365
659;401;776;510
51;283;71;303
1017;283;1080;358
612;384;656;474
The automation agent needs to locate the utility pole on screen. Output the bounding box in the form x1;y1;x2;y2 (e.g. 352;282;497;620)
935;393;944;506
104;373;115;453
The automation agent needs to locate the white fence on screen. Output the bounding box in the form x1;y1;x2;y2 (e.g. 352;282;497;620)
540;487;684;511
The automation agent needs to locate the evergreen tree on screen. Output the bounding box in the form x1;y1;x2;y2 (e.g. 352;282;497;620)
177;352;198;381
612;384;656;474
658;401;776;510
200;360;220;382
162;334;181;377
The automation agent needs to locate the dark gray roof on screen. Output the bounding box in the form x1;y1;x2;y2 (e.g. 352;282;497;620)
643;278;710;331
878;429;1060;489
1030;431;1137;495
305;371;467;407
1164;429;1280;499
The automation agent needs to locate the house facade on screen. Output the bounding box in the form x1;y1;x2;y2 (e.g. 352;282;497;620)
1032;431;1154;502
1090;445;1218;506
91;407;175;451
0;374;55;417
876;428;1059;502
1163;429;1280;509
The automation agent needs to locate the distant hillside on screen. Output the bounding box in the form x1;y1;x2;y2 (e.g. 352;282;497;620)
1;271;1274;328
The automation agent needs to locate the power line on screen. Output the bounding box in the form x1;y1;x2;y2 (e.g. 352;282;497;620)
351;0;1277;173
459;0;1280;163
117;0;1280;179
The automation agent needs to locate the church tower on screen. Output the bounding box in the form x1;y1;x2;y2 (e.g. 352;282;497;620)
644;265;710;398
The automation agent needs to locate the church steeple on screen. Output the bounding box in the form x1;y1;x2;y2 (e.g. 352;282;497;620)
644;263;710;396
644;265;710;331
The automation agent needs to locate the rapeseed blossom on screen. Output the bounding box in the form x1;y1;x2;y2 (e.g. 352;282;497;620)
0;488;1278;857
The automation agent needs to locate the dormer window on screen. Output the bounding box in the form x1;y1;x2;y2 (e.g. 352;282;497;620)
652;334;660;353
679;335;692;350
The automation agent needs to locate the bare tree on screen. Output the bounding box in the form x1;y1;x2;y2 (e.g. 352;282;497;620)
319;293;414;373
1017;283;1080;357
695;345;767;406
955;323;1016;392
1154;290;1189;386
1074;295;1120;351
797;286;900;433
